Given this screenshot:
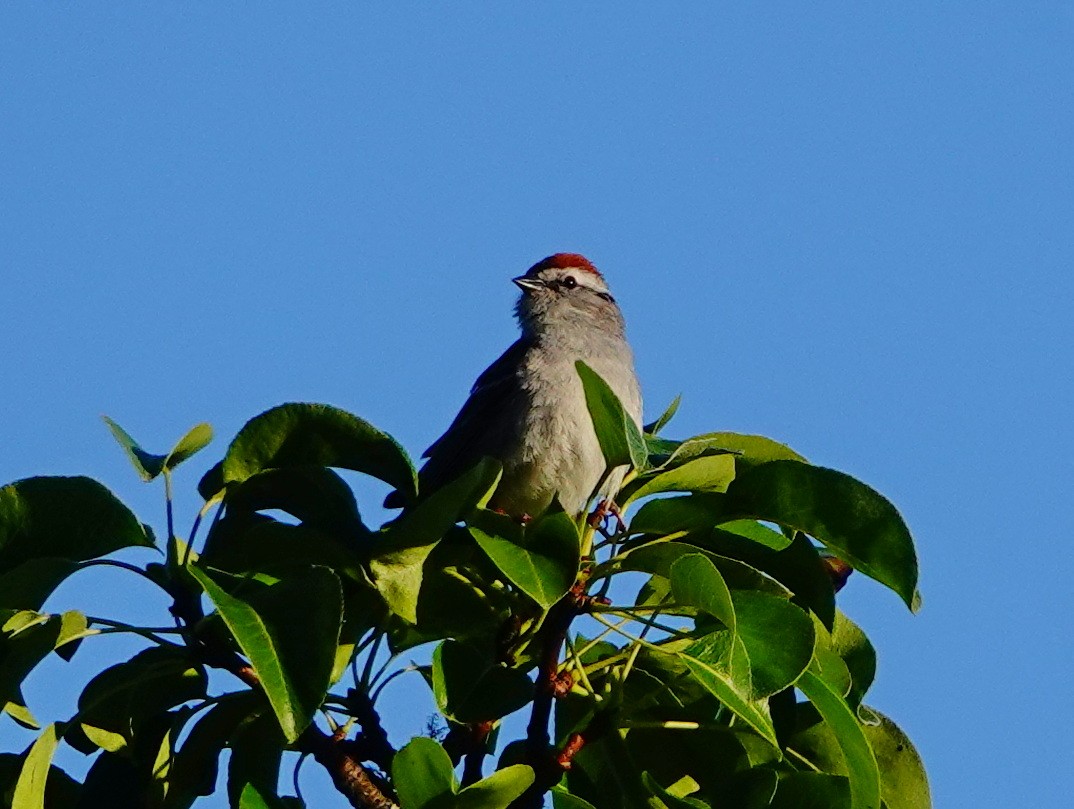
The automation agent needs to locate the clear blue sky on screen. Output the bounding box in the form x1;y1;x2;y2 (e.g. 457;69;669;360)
2;4;1071;807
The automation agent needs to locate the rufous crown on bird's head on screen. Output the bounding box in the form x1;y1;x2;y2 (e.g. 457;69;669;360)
525;253;601;278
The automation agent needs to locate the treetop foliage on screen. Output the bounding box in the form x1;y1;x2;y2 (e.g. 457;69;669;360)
0;365;928;808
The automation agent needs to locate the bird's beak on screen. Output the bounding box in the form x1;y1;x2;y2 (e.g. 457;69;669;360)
512;276;544;292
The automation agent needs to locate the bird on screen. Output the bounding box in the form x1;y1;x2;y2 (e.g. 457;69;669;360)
386;253;642;519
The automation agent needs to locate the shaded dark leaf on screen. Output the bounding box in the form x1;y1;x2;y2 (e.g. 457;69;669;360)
73;646;206;754
0;477;152;575
431;640;533;724
370;458;502;624
221;403;416;498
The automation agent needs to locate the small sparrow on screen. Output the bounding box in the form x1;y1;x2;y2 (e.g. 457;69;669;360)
387;253;642;518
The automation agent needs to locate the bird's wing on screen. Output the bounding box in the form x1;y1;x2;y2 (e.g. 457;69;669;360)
385;338;531;507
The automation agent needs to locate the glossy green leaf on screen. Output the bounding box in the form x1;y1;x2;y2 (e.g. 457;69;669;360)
575;361;647;471
455;765;535;808
687;433;806;465
787;703;929;808
796;670;881;809
393;737;457;809
644;394;682;436
862;710;931;809
731;591;815;698
595;541;790;598
631;493;730;536
678;639;778;749
0;477;152;575
469;509;580;611
699;528;834;630
221;402;417;497
670;554;735;632
11;723;61;809
432;640;532;724
371;458;502;624
190;566;343;742
716;520;791;551
726;461;919;610
621;455;736;505
830;612;876;711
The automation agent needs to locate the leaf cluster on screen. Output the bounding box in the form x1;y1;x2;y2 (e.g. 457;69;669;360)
0;368;928;809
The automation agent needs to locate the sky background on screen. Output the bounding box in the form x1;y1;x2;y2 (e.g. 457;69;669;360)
2;3;1072;807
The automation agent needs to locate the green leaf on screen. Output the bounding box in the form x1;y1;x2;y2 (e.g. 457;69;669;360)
670;554;736;633
11;723;61;809
201;517;366;584
796;670;881;809
725;461;919;610
221;402;417;497
102;416;169;481
239;784;276;809
0;477;152;575
698;528;834;630
0;751;79;808
370;458;502;624
731;591;815;698
1;611;89;718
469;509;580;611
716;519;791;551
224;465;367;538
190;566;343;742
687;433;806;465
0;559;80;611
392;737;457;809
431;640;533;724
677;639;778;749
769;773;851;809
643;394;682;436
575;361;647;471
830;612;877;711
228;710;286;809
631;494;730;537
72;646;207;754
594;541;790;598
862;710;931;809
454;765;535;808
620;455;737;505
641;772;708;808
166;693;263;809
164;422;214;472
389;528;511;649
551;785;598;809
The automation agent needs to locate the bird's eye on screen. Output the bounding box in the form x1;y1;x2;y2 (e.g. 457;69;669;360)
562;276;577;289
